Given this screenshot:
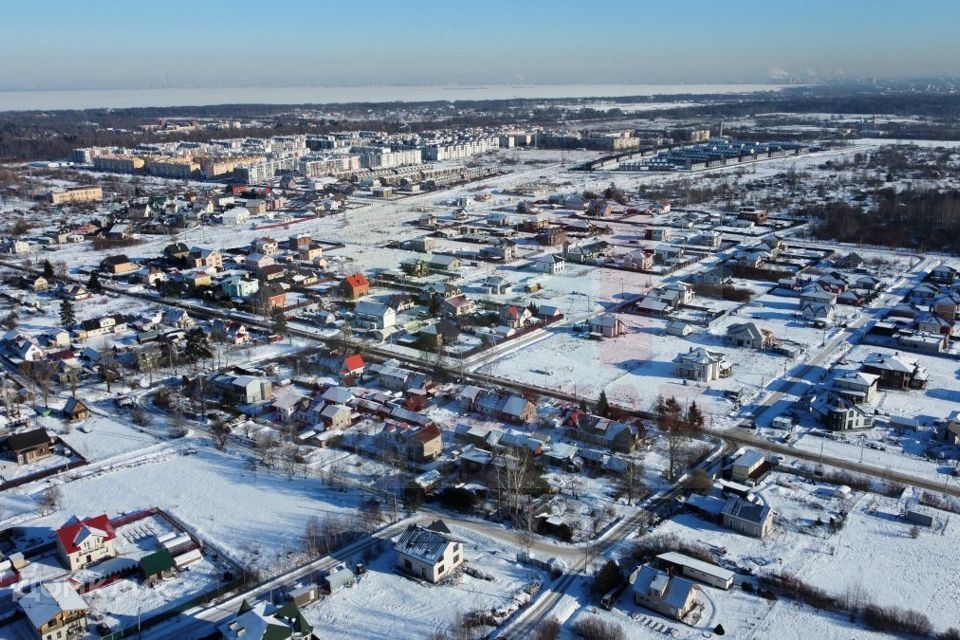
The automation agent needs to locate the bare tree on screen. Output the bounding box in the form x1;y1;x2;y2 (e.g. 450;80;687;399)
210;417;231;450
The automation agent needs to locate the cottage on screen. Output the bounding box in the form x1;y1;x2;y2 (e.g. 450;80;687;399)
222;275;260;299
721;496;773;538
5;428;53;464
630;564;699;620
673;347;732;382
831;371;879;403
394;520;464;583
63;398;91;422
218;600;313;640
342;273;370;299
731;449;766;483
442;295;476;318
355;301;396;330
320;404;352;430
531;253;565;274
588;314;625;338
860;353;928;390
726;322;773;350
56;514;118;571
20;582;89;640
811;392;874;431
100;254;137;276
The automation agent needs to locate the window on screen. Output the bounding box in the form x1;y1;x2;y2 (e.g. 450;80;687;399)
437;564;444;575
404;559;412;570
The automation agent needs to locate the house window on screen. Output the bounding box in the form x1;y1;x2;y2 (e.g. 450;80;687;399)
437;564;444;575
404;559;412;570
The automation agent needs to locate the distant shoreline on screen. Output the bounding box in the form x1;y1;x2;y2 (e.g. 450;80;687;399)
0;83;791;112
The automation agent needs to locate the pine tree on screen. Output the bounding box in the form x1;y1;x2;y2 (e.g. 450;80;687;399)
271;306;287;335
42;260;54;280
597;390;610;417
59;299;75;328
686;401;705;431
87;271;102;294
183;327;212;362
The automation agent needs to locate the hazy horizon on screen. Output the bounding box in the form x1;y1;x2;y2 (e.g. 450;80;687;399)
2;0;959;93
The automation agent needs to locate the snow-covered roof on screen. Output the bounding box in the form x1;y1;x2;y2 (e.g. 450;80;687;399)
19;582;88;629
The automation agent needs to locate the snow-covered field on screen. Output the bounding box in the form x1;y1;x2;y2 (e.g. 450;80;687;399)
0;441;373;573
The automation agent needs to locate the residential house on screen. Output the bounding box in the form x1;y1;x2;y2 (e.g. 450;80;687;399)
442;295;476;318
211;319;251;345
588;314;625;338
930;265;958;284
721;496;774;538
220;206;251;226
499;305;533;329
427;254;461;272
56;514;118;570
531;253;565;274
475;391;536;424
629;564;699;621
673;347;732;382
19;582;89;640
62;398;91;422
221;375;273;404
811;392;874;431
4;428;53;464
394;520;464;583
190;247;223;270
99;254;137;276
252;237;279;256
256;284;287;310
932;293;960;322
726;322;774;350
218;600;313;640
861;353;928;390
355;301;396;330
482;276;511;295
320;404;352;430
342;273;370;299
222;275;260;299
831;371;879;403
244;253;275;272
800;301;835;325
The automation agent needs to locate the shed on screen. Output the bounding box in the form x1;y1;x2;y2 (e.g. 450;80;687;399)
322;563;355;593
656;552;734;590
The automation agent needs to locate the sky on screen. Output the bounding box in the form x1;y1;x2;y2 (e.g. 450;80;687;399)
0;0;958;91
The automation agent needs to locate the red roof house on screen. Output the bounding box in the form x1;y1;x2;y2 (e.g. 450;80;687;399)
56;514;118;571
342;273;370;299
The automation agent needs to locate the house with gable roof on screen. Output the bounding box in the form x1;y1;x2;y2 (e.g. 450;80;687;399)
55;514;118;571
394;520;463;583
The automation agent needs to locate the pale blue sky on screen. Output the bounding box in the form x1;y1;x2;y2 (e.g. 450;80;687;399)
0;0;956;90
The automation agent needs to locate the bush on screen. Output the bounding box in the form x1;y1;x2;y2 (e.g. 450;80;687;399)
633;533;714;565
862;604;932;637
939;628;960;640
572;616;624;640
534;618;562;640
758;573;841;611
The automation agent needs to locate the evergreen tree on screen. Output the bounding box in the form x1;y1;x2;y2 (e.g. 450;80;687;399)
271;306;287;335
59;299;75;328
183;327;212;362
86;271;103;294
686;401;706;431
42;260;54;280
597;390;610;417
